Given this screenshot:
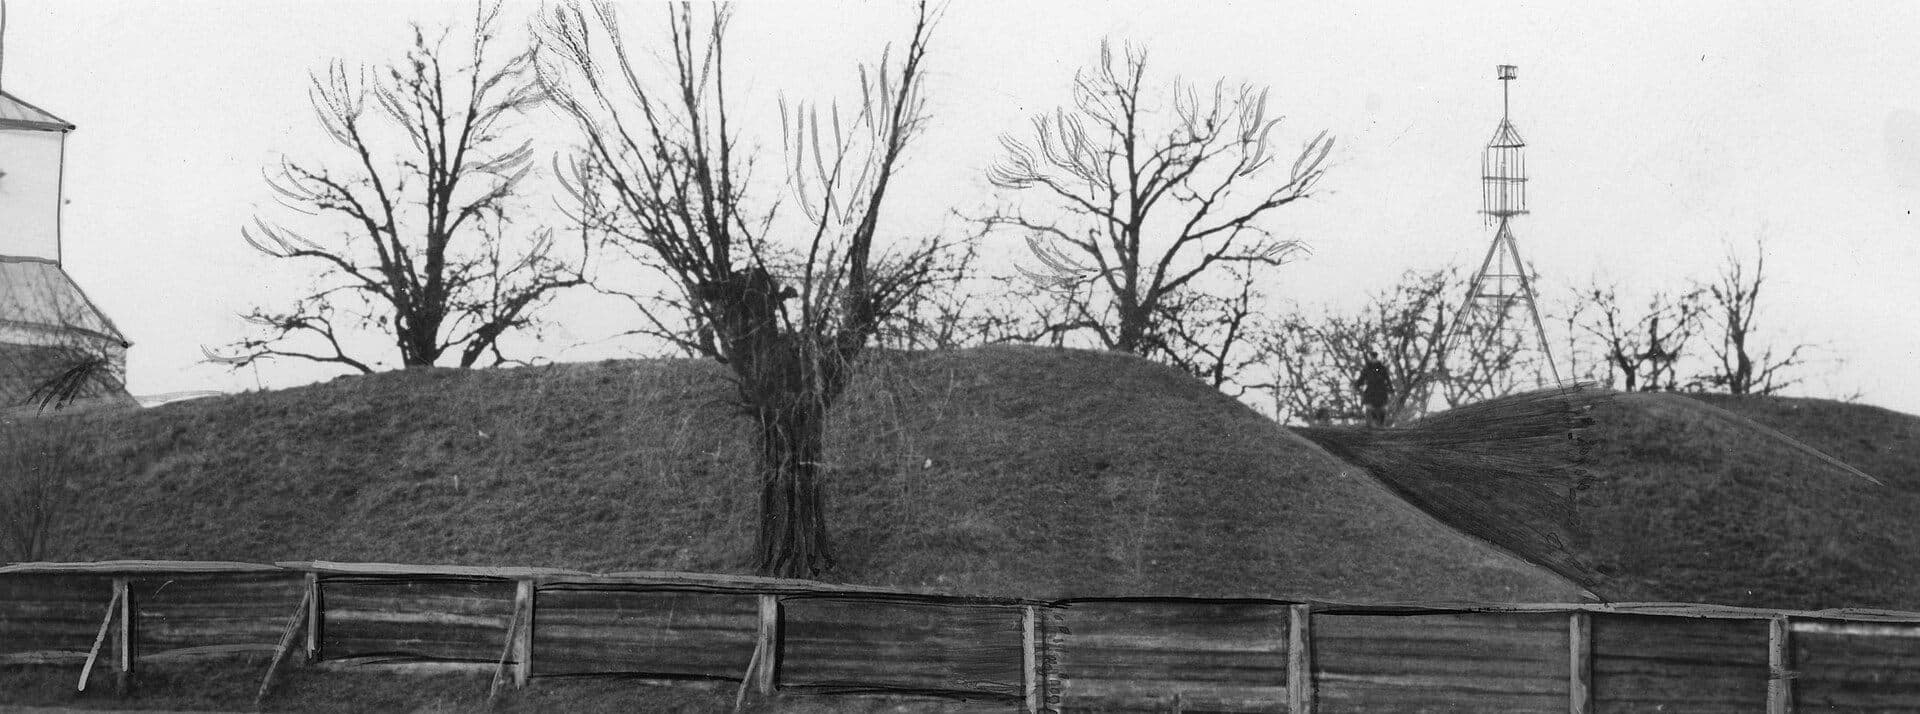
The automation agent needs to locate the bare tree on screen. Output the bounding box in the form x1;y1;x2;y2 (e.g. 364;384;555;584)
1156;266;1270;394
1699;240;1810;395
1263;270;1448;424
534;1;939;578
984;41;1333;361
1258;269;1557;424
1573;282;1703;392
222;3;585;374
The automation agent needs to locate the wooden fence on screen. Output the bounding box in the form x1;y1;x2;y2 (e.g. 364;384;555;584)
4;560;1920;712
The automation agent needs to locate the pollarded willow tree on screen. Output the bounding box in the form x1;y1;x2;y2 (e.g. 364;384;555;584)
533;2;941;578
984;41;1334;374
224;3;587;373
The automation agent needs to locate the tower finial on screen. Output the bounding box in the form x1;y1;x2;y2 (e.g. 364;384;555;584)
1498;64;1517;120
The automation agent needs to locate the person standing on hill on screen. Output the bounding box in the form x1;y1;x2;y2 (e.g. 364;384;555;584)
1353;350;1394;428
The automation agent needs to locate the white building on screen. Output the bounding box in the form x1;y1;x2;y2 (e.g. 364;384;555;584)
0;90;129;407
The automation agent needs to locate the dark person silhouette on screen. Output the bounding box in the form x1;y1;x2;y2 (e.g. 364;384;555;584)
1353;350;1394;428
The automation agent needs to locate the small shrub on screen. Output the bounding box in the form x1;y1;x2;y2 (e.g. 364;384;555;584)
0;418;85;563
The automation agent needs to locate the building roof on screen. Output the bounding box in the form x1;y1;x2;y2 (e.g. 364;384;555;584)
0;256;127;346
0;91;74;132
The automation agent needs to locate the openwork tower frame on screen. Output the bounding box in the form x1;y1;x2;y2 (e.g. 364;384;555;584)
1432;64;1561;411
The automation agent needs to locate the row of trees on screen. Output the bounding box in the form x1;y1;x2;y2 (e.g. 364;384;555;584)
1264;242;1812;426
210;2;1818;576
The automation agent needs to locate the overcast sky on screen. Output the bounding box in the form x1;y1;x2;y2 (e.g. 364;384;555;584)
5;1;1919;412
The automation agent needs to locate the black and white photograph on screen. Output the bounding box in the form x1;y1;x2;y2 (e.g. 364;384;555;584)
1;1;1918;711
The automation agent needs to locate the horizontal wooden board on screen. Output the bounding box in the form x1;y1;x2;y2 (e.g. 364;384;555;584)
320;577;514;663
1591;614;1766;712
1054;600;1288;713
1315;612;1567;713
0;574;113;654
131;572;304;655
1794;621;1920;712
0;560;282;575
282;561;588;580
531;587;757;678
781;596;1023;698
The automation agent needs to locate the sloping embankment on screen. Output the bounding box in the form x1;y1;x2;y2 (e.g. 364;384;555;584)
2;345;1579;602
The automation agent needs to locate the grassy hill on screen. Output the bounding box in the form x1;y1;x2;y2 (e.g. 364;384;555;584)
1308;387;1920;611
1572;391;1920;609
0;345;1578;603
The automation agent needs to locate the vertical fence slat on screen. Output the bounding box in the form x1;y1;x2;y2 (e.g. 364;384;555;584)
752;594;780;695
1570;611;1591;714
113;577;131;694
1022;605;1040;713
1289;604;1314;714
1768;616;1792;714
304;572;321;661
513;579;534;687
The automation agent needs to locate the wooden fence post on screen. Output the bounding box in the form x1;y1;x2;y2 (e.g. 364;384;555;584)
1768;616;1793;714
1569;611;1592;714
304;572;321;662
1288;604;1315;714
514;579;534;687
753;594;781;695
1022;605;1041;714
113;577;132;695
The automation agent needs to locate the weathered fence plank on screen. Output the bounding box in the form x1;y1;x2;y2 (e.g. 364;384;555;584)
512;579;533;686
753;594;780;694
1023;605;1041;713
319;577;514;662
780;596;1023;700
1055;600;1289;712
1791;620;1920;711
1314;611;1567;713
1290;604;1315;714
305;572;320;661
17;562;1920;711
1591;614;1768;712
0;574;111;662
113;576;131;692
1570;611;1592;714
531;587;758;679
1769;616;1792;714
130;571;303;659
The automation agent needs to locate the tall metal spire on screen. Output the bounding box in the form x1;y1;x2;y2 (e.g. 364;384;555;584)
1418;64;1561;415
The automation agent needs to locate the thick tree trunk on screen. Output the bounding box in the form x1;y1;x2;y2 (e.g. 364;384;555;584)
753;399;832;579
706;268;844;580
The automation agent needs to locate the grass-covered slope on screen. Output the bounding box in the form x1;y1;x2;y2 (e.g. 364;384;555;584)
1316;388;1920;610
5;345;1578;602
1570;392;1920;609
1297;387;1601;589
